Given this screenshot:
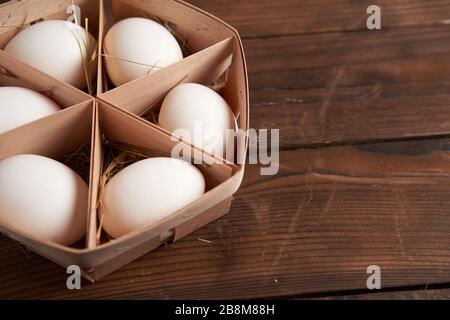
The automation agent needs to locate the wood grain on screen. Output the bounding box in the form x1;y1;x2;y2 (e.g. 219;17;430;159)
2;138;450;299
2;0;450;300
246;25;450;147
15;0;449;40
189;0;450;38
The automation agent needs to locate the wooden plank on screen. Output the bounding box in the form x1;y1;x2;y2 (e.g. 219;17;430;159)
245;25;450;147
2;137;450;299
1;0;450;301
190;0;450;38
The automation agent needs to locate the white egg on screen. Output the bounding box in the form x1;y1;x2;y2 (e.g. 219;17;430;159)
4;20;97;89
101;157;205;239
0;86;60;134
103;17;183;86
0;154;88;245
158;83;237;158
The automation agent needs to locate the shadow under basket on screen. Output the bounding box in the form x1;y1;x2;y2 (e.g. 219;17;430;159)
0;0;248;282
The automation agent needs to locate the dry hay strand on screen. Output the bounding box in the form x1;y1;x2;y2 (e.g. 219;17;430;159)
1;10;96;94
208;69;229;94
96;140;172;243
70;1;96;95
139;75;188;123
59;142;91;184
140;12;194;57
97;12;193;88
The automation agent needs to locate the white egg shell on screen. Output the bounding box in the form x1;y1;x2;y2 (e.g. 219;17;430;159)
4;20;97;89
0;154;88;245
101;157;205;239
104;17;183;86
0;86;60;134
158;83;237;158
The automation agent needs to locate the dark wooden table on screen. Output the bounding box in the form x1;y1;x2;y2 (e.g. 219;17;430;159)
2;0;450;299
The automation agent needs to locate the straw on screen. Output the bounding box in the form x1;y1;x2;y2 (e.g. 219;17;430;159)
163;20;193;57
94;12;194;92
95;140;172;243
99;53;163;70
97;12;192;88
140;12;193;57
70;0;94;95
59;142;91;184
208;69;229;94
139;75;189;123
198;238;214;244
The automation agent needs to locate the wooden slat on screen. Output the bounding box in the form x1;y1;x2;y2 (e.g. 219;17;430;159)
2;138;450;299
189;0;450;38
2;0;450;300
245;25;450;147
